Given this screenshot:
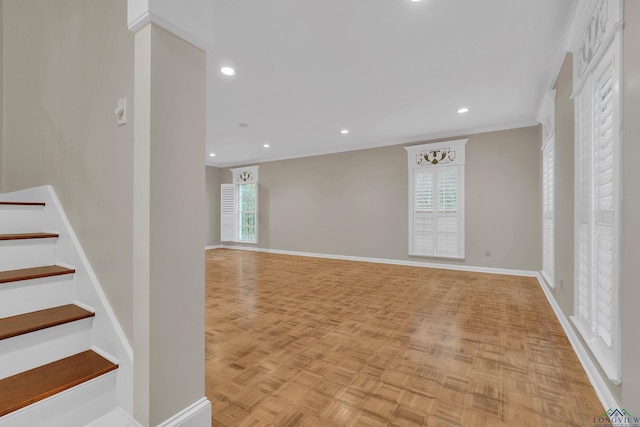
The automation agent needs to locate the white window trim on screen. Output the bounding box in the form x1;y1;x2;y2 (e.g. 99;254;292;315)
405;139;467;260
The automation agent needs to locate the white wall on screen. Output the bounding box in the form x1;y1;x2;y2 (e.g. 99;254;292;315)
133;23;208;426
0;2;3;192
2;0;135;343
549;53;575;313
620;0;640;414
220;126;542;272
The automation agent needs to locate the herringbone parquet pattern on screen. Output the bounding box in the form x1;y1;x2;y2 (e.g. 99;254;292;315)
205;249;606;426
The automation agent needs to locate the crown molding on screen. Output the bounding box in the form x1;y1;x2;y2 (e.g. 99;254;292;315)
128;10;211;51
565;0;601;53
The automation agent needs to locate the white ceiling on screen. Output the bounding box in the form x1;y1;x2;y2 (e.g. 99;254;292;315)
206;0;576;167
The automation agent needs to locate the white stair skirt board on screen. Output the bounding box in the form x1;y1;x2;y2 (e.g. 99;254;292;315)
0;238;58;271
0;275;74;319
536;273;619;413
157;398;211;427
0;205;45;234
0;318;93;380
0;371;117;427
85;408;142;427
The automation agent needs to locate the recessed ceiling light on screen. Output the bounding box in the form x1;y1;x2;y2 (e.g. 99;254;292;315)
263;144;270;148
209;153;216;157
220;66;236;76
340;129;349;134
457;107;469;114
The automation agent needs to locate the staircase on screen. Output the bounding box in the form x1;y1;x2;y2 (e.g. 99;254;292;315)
0;188;135;426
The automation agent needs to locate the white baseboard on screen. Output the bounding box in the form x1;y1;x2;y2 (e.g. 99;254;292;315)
219;245;538;278
204;245;223;250
157;398;211;427
535;273;619;413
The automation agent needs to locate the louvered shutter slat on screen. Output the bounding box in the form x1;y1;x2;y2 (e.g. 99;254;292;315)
220;184;236;241
542;139;554;283
435;167;460;257
592;57;616;350
575;88;592;328
413;170;435;256
414;213;434;255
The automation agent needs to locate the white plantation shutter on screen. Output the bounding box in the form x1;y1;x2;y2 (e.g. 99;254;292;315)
436;168;460;257
592;54;616;351
413;171;434;255
542;144;554;284
538;89;555;288
575;88;592;329
406;140;466;259
220;184;236;241
571;28;620;384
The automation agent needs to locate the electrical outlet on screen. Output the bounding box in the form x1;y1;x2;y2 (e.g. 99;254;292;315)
485;249;491;257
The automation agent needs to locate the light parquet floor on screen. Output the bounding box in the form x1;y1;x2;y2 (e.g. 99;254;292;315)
205;249;606;426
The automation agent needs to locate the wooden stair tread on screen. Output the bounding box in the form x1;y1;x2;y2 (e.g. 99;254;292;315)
0;304;94;341
0;202;45;206
0;265;75;284
0;232;59;241
0;350;117;417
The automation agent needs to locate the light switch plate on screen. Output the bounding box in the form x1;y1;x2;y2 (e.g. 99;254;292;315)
116;97;127;126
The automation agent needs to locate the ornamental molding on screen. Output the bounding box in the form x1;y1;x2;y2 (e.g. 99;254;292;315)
415;147;456;166
404;139;468;170
231;165;259;184
571;0;622;93
575;0;608;80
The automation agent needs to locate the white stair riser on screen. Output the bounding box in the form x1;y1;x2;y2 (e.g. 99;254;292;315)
0;276;74;318
0;239;58;271
0;318;93;380
0;207;45;234
0;371;117;427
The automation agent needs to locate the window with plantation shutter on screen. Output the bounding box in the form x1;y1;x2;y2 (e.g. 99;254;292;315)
570;3;621;384
405;139;467;259
538;90;556;288
220;165;259;243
